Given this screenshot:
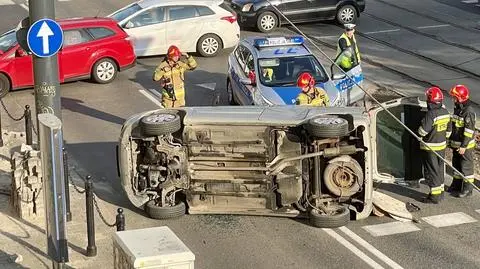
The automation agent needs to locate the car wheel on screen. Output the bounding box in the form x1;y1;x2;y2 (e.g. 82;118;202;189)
0;73;10;98
336;5;358;24
306;117;349;138
324;157;364;197
140;112;181;137
197;34;222;57
226;80;237;105
92;58;117;84
309;204;350;228
257;11;277;33
145;200;186;220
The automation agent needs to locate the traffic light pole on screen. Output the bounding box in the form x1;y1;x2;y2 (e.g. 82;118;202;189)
29;0;62;123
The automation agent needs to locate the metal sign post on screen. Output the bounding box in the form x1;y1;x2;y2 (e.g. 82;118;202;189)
38;114;68;268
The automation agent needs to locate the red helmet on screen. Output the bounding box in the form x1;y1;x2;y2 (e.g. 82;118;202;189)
449;84;469;103
297;72;315;88
167;45;181;60
425;86;444;104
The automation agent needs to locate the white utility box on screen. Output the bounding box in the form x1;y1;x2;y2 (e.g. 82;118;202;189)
113;226;195;269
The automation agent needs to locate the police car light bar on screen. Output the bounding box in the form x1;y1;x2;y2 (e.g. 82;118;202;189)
254;36;304;48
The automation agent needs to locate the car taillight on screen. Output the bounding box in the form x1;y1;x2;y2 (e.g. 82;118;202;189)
221;15;237;23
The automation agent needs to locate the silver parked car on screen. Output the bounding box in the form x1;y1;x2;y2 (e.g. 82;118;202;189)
117;97;428;227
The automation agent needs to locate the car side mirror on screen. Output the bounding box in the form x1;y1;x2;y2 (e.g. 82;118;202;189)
124;21;134;29
248;70;256;86
332;73;346;80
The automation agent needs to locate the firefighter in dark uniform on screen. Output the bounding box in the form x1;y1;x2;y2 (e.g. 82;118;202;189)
418;87;452;204
447;84;476;198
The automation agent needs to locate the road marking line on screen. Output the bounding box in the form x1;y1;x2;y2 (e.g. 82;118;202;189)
138;89;163;107
0;0;15;5
339;227;404;269
422;212;477;228
461;0;478;4
20;3;28;10
364;29;400;34
323;228;385;269
417;24;451;29
476;209;480;214
312;35;338;39
362;221;421;237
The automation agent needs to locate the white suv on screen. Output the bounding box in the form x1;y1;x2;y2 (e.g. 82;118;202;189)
108;0;240;57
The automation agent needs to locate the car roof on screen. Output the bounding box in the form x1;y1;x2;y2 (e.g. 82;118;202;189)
137;0;222;8
241;37;313;58
57;17;118;28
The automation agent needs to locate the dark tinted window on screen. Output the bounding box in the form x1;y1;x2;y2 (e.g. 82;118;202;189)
110;3;142;22
87;27;115;39
129;7;165;27
63;29;92;46
196;6;215;16
219;2;236;14
168;6;198;21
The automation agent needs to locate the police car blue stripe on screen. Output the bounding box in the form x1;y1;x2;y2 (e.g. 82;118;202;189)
334;74;364;92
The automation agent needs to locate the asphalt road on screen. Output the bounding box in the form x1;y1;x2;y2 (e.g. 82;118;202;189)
0;0;479;268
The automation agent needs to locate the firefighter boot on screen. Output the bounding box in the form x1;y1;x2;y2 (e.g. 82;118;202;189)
456;182;473;198
447;178;463;194
423;192;444;204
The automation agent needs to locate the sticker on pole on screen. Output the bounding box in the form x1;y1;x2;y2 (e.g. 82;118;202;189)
27;19;64;58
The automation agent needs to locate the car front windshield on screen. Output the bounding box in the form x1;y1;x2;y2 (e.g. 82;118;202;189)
0;31;17;53
109;3;142;22
258;55;328;87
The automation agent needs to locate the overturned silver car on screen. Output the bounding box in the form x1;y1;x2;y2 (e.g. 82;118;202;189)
117;97;428;228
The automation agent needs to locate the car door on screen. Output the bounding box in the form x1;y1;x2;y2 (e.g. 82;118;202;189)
165;5;204;53
307;0;338;20
59;28;94;80
230;45;255;105
278;0;308;22
12;46;34;87
330;48;364;106
122;6;167;56
369;97;426;184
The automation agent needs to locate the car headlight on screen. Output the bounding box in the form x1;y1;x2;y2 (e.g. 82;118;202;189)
242;3;253;12
253;89;273;106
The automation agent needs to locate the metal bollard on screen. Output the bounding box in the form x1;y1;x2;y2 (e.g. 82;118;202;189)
85;175;97;257
62;148;72;222
116;208;125;231
24;105;32;146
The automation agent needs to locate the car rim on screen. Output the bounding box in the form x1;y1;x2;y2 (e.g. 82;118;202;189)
202;37;219;55
340;8;355;23
145;113;176;124
261;15;275;31
313;118;344;125
96;61;115;81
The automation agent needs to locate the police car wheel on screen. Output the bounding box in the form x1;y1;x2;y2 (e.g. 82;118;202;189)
336;5;357;24
257;12;277;33
197;34;222;57
140;113;182;137
306;117;349;138
0;73;10;98
92;58;118;84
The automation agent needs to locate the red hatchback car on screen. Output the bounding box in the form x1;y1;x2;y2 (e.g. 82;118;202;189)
0;17;136;96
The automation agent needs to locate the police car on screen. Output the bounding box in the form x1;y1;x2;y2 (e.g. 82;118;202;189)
227;36;364;106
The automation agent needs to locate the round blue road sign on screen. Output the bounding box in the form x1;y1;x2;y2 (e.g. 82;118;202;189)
27;18;64;58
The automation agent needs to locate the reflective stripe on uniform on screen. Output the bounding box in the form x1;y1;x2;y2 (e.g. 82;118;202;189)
420;141;447;151
446;131;452;138
433;114;450;132
418;126;428;136
451;115;465;127
450;140;476;149
464;175;475;183
430;185;444;195
464;128;475;138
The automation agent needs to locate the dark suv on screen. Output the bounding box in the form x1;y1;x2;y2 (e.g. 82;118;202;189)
230;0;366;32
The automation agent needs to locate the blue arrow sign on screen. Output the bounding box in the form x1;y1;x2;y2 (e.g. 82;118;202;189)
27;19;64;58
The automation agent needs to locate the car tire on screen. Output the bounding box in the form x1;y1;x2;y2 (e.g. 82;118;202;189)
92;58;117;84
336;5;358;24
145;200;186;220
226;80;237;105
309;204;350;228
0;73;10;98
306;117;349;138
140;112;182;137
257;11;277;33
197;34;222;57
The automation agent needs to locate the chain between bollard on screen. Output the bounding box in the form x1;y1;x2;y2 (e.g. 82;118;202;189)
0;99;26;121
92;194;117;228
